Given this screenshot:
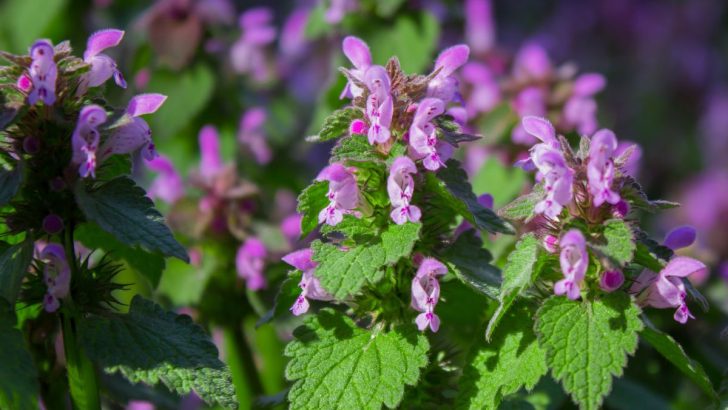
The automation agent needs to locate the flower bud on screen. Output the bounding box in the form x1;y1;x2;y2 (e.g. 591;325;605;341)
599;270;624;292
22;136;41;154
42;214;64;235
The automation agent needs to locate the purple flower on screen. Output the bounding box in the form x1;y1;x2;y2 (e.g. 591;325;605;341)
513;43;552;82
82;29;126;91
562;73;605;135
388;157;421;224
98;94;167;163
427;44;470;103
146;155;184;204
631;256;706;324
409;98;446;171
230;7;276;82
587;129;620;207
16;73;32;92
543;234;559;253
365;66;394;145
71;105;108;178
283;248;332;316
236;237;267;291
340;36;372;99
281;214;303;244
28;40;57;106
465;0;495;55
663;226;697;250
42;214;64;235
40;243;71;312
615;141;642;177
198;125;224;180
411;258;448;332
316;164;359;226
532;147;573;219
599;270;625;292
554;229;587;300
349;119;368;135
238;108;271;164
325;0;358;24
462;63;501;117
511;88;547;145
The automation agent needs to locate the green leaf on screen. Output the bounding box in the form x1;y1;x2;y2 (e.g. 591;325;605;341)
330;134;382;164
497;184;545;221
285;309;429;409
374;0;407;17
296;181;329;239
320;214;378;241
620;177;679;213
74;177;188;262
0;236;33;304
0;299;39;410
308;107;362;142
535;293;643;410
78;296;237;409
0;0;67;53
0;162;22;207
430;159;514;235
75;223;166;288
442;230;500;299
369;12;439;73
640;321;717;399
486;234;544;340
456;303;547;409
592;219;635;267
313;222;421;299
477;102;518;144
472;157;528;208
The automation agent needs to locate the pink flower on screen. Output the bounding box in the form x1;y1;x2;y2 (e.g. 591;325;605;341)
587;129;620;207
462;63;501;117
512;43;552;82
230;7;276;82
81;29;127;91
554;230;587;300
631;257;706;324
427;44;470;103
409;98;446;171
236;237;267;291
562;73;605;135
40;243;71;312
325;0;358;24
146;155;184;204
663;226;697;250
281;214;303;244
388;157;421;224
71;105;108;178
532;148;573;219
543;234;559;253
349;119;368;135
340;36;372;99
316;164;359;226
198;125;224;180
283;248;332;316
411;258;448;332
16;73;32;92
28;40;58;106
599;270;625;293
465;0;495;55
238;108;271;164
364;66;394;145
511;88;547;145
98;94;167;163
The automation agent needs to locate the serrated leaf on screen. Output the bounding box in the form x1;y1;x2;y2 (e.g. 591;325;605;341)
0;162;22;207
535;293;643;410
312;222;420;299
320;214;377;242
0;299;39;410
640;320;717;399
308;107;362;142
456;303;547;409
284;309;429;409
330;134;382;164
0;236;33;304
75;177;188;262
443;230;500;299
296;181;329;238
498;184;545;221
620;177;679;213
431;159;514;235
78;296;237;409
486;234;544;340
592;219;635;267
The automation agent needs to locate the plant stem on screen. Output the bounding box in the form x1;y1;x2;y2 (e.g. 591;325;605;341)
222;321;264;408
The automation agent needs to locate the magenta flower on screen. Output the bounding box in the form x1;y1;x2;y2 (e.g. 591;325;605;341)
282;248;332;316
532;148;573;219
587;129;620;207
512;43;552;82
281;214;303;244
663;226;697;250
427;44;470;103
238;108;271;164
349;118;368;135
146;155;184;204
81;29;126;90
465;0;495;55
411;257;448;332
515;115;560;170
40;243;71;313
388;157;421;224
554;229;587;300
325;0;358;24
28;40;58;106
71;105;108;178
98;94;167;163
236;237;267;291
543;234;559;253
599;270;625;293
316;163;359;226
511;88;547;145
340;36;372;99
230;7;276;82
42;214;64;235
198;125;224;181
365;66;394;145
562;73;605;135
462;63;501;117
409;98;446;171
631;256;706;324
615;141;642;177
16;73;32;92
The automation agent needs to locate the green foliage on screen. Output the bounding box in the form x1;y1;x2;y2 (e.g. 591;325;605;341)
0;299;39;410
284;309;429;410
477;102;518;144
0;0;67;53
312;222;421;298
320;214;378;241
620;178;679;213
308;107;363;142
429;159;514;235
442;230;500;300
0;162;22;207
78;296;237;408
535;294;643;410
456;303;547;409
640;321;717;400
369;12;440;73
472;157;529;208
0;236;33;304
486;234;544;340
592;219;636;267
331;134;383;164
296;180;330;238
498;184;545;222
74;177;188;262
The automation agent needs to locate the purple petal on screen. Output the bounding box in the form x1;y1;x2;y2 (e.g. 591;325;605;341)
282;248;316;272
661;256;707;279
342;36;371;69
84;29;124;60
477;193;493;209
240;107;266;132
663;226;697;250
199;125;223;179
521;116;556;146
127;93;167;117
239;7;273;29
599;270;625;292
465;0;495;54
434;44;470;78
416;257;447;278
573;73;606;97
